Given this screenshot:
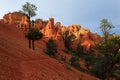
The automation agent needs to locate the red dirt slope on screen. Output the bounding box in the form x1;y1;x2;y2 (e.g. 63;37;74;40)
0;23;99;80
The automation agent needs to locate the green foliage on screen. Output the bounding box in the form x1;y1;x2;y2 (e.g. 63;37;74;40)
62;31;75;50
75;37;84;58
20;2;37;30
25;28;43;40
100;19;114;37
20;2;38;49
78;19;120;80
69;56;79;65
45;39;57;57
25;28;43;50
21;2;37;18
82;49;95;70
75;39;84;57
69;56;80;69
62;49;71;54
90;19;120;80
90;55;108;79
18;10;26;16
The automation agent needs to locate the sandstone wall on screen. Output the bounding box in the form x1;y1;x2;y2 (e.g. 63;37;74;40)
2;12;101;51
3;12;22;24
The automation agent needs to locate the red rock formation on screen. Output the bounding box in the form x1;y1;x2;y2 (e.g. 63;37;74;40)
61;24;90;40
55;22;62;39
3;12;22;25
0;19;4;24
55;22;61;29
0;12;101;80
18;16;29;31
41;18;56;38
79;32;101;51
34;19;48;29
60;25;100;51
0;23;99;80
2;12;101;51
2;12;29;31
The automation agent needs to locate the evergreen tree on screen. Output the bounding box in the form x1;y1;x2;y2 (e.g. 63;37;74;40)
20;2;37;48
20;2;37;30
46;39;57;57
62;31;75;50
91;19;120;80
75;38;84;57
25;29;43;50
83;49;95;70
69;56;79;68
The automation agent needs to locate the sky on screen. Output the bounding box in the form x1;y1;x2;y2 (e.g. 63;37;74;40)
0;0;120;35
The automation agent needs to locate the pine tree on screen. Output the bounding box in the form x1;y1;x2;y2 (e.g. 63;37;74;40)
46;39;57;57
91;19;120;80
25;29;43;50
20;2;37;48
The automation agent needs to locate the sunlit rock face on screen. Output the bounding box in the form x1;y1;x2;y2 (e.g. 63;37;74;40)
2;12;29;31
43;18;56;38
63;25;101;51
34;19;48;30
2;12;101;51
3;12;23;25
33;17;100;51
18;16;29;30
39;18;62;40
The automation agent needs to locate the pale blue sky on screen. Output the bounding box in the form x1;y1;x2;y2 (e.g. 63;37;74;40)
0;0;120;34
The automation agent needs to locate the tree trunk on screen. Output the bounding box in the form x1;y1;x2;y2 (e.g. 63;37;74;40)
29;39;31;48
28;12;31;30
28;16;31;30
32;40;35;50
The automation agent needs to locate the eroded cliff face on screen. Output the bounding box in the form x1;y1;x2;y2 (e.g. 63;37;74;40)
34;18;100;51
18;16;29;30
42;18;56;38
62;25;100;51
34;19;48;30
1;12;29;31
1;12;101;51
3;12;23;24
0;12;101;80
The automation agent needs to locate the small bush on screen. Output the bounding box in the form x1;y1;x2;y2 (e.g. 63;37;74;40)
69;56;79;65
45;39;57;57
62;31;74;50
75;44;84;57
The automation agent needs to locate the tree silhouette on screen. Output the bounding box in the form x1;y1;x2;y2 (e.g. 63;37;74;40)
45;39;57;57
69;56;80;69
20;2;37;48
62;31;75;50
75;38;84;57
25;29;43;50
91;19;120;80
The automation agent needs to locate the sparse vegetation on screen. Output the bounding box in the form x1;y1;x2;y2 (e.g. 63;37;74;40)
2;2;120;79
2;1;120;80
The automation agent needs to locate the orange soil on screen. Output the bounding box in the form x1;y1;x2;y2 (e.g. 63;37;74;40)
0;23;99;80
